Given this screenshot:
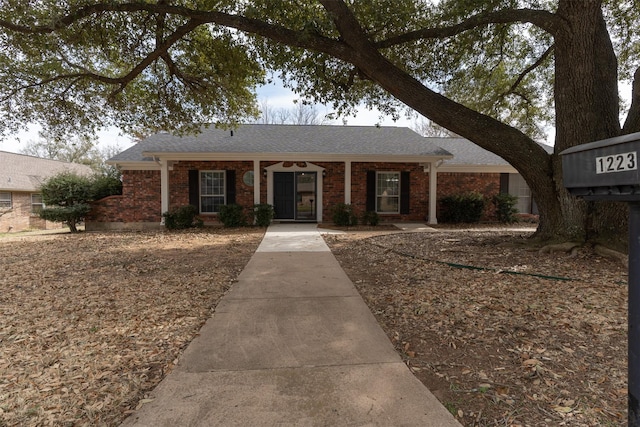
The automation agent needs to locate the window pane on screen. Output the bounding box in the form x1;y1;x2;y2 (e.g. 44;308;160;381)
376;172;399;213
0;192;11;208
200;171;225;212
31;193;44;213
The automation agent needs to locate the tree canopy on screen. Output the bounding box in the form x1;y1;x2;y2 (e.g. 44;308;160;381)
1;0;639;240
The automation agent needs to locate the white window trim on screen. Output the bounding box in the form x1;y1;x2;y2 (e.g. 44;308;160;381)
200;170;226;214
31;193;44;214
0;192;11;209
376;171;400;214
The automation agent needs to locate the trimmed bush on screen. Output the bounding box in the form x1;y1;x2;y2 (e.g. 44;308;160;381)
218;204;248;227
253;204;274;227
162;205;203;230
361;210;380;226
332;203;358;226
440;192;486;223
493;193;519;223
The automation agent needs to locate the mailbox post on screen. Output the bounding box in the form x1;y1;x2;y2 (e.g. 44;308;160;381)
561;131;640;426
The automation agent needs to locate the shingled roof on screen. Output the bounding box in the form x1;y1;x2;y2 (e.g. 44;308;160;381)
430;138;554;170
0;151;93;192
109;124;452;163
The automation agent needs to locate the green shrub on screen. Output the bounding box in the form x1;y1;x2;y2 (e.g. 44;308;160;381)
332;203;358;226
39;172;94;232
361;210;380;226
253;204;274;227
162;205;203;230
440;192;486;223
493;193;519;223
218;204;248;227
90;174;122;200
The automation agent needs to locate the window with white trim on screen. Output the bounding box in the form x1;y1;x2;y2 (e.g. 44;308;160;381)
31;193;44;213
0;192;11;209
376;172;400;213
200;171;225;213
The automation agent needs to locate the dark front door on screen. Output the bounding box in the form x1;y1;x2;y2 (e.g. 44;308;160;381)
273;171;317;221
273;172;295;219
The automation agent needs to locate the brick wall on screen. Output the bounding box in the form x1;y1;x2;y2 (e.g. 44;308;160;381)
0;191;63;233
351;162;429;222
437;172;501;221
87;170;161;224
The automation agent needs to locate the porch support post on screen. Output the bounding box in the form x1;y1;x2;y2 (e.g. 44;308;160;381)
253;159;261;205
344;161;352;204
428;161;438;224
160;159;170;223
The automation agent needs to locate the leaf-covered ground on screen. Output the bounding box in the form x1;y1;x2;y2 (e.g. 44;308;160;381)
0;226;628;426
0;229;264;427
325;229;627;426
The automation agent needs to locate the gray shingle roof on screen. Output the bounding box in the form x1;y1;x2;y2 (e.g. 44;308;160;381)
0;151;93;192
428;137;554;166
110;124;452;162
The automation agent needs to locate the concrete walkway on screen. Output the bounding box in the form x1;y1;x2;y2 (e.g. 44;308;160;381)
121;223;461;427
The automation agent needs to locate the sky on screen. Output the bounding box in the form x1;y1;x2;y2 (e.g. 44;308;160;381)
0;80;416;156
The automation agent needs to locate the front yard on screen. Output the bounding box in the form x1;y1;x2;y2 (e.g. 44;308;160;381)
0;227;628;426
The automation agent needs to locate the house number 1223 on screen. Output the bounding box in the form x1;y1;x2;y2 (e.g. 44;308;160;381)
595;151;638;174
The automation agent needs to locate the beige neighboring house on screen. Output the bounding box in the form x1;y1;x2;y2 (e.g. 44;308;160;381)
0;151;93;232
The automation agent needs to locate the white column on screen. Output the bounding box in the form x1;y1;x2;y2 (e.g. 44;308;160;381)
253;160;260;205
160;160;170;223
344;161;352;204
428;161;438;224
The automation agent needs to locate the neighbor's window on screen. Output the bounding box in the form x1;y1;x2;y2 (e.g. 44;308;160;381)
0;192;11;209
376;172;400;213
31;193;44;213
200;171;225;213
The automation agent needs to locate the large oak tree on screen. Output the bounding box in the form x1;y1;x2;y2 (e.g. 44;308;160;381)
1;1;638;241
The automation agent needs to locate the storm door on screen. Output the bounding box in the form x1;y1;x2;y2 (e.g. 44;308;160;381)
273;172;317;221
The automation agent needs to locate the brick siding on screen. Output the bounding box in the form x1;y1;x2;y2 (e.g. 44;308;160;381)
437;172;501;221
0;191;63;233
86;161;503;227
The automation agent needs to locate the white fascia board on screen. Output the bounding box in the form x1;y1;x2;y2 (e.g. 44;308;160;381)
109;161;161;171
438;164;517;173
142;151;452;164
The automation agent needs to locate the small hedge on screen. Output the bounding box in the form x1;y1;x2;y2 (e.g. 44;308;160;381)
253;204;274;227
218;204;248;227
493;193;519;223
332;203;358;226
440;192;486;223
162;205;203;230
361;210;380;226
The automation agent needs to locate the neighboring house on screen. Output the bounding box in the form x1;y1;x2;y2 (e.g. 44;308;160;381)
89;124;452;229
0;151;93;232
432;138;554;215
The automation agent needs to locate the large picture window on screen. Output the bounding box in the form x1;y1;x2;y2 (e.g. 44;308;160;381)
0;192;11;209
376;172;400;213
200;171;225;213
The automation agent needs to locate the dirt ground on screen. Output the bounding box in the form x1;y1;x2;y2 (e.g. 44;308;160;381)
0;225;628;426
325;227;627;426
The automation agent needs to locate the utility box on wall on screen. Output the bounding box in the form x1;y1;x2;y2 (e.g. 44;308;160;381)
561;132;640;201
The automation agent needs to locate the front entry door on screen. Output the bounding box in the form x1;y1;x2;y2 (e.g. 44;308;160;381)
273;172;317;221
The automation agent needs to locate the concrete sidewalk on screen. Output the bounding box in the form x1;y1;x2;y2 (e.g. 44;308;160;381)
121;223;461;426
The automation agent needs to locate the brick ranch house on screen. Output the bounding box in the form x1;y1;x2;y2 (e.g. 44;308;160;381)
88;124;539;229
0;151;93;232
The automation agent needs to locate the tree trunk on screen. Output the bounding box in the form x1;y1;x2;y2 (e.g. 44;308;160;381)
320;0;627;242
552;0;627;243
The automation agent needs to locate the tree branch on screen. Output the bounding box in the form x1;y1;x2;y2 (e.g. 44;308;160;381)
623;66;640;134
376;8;564;49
